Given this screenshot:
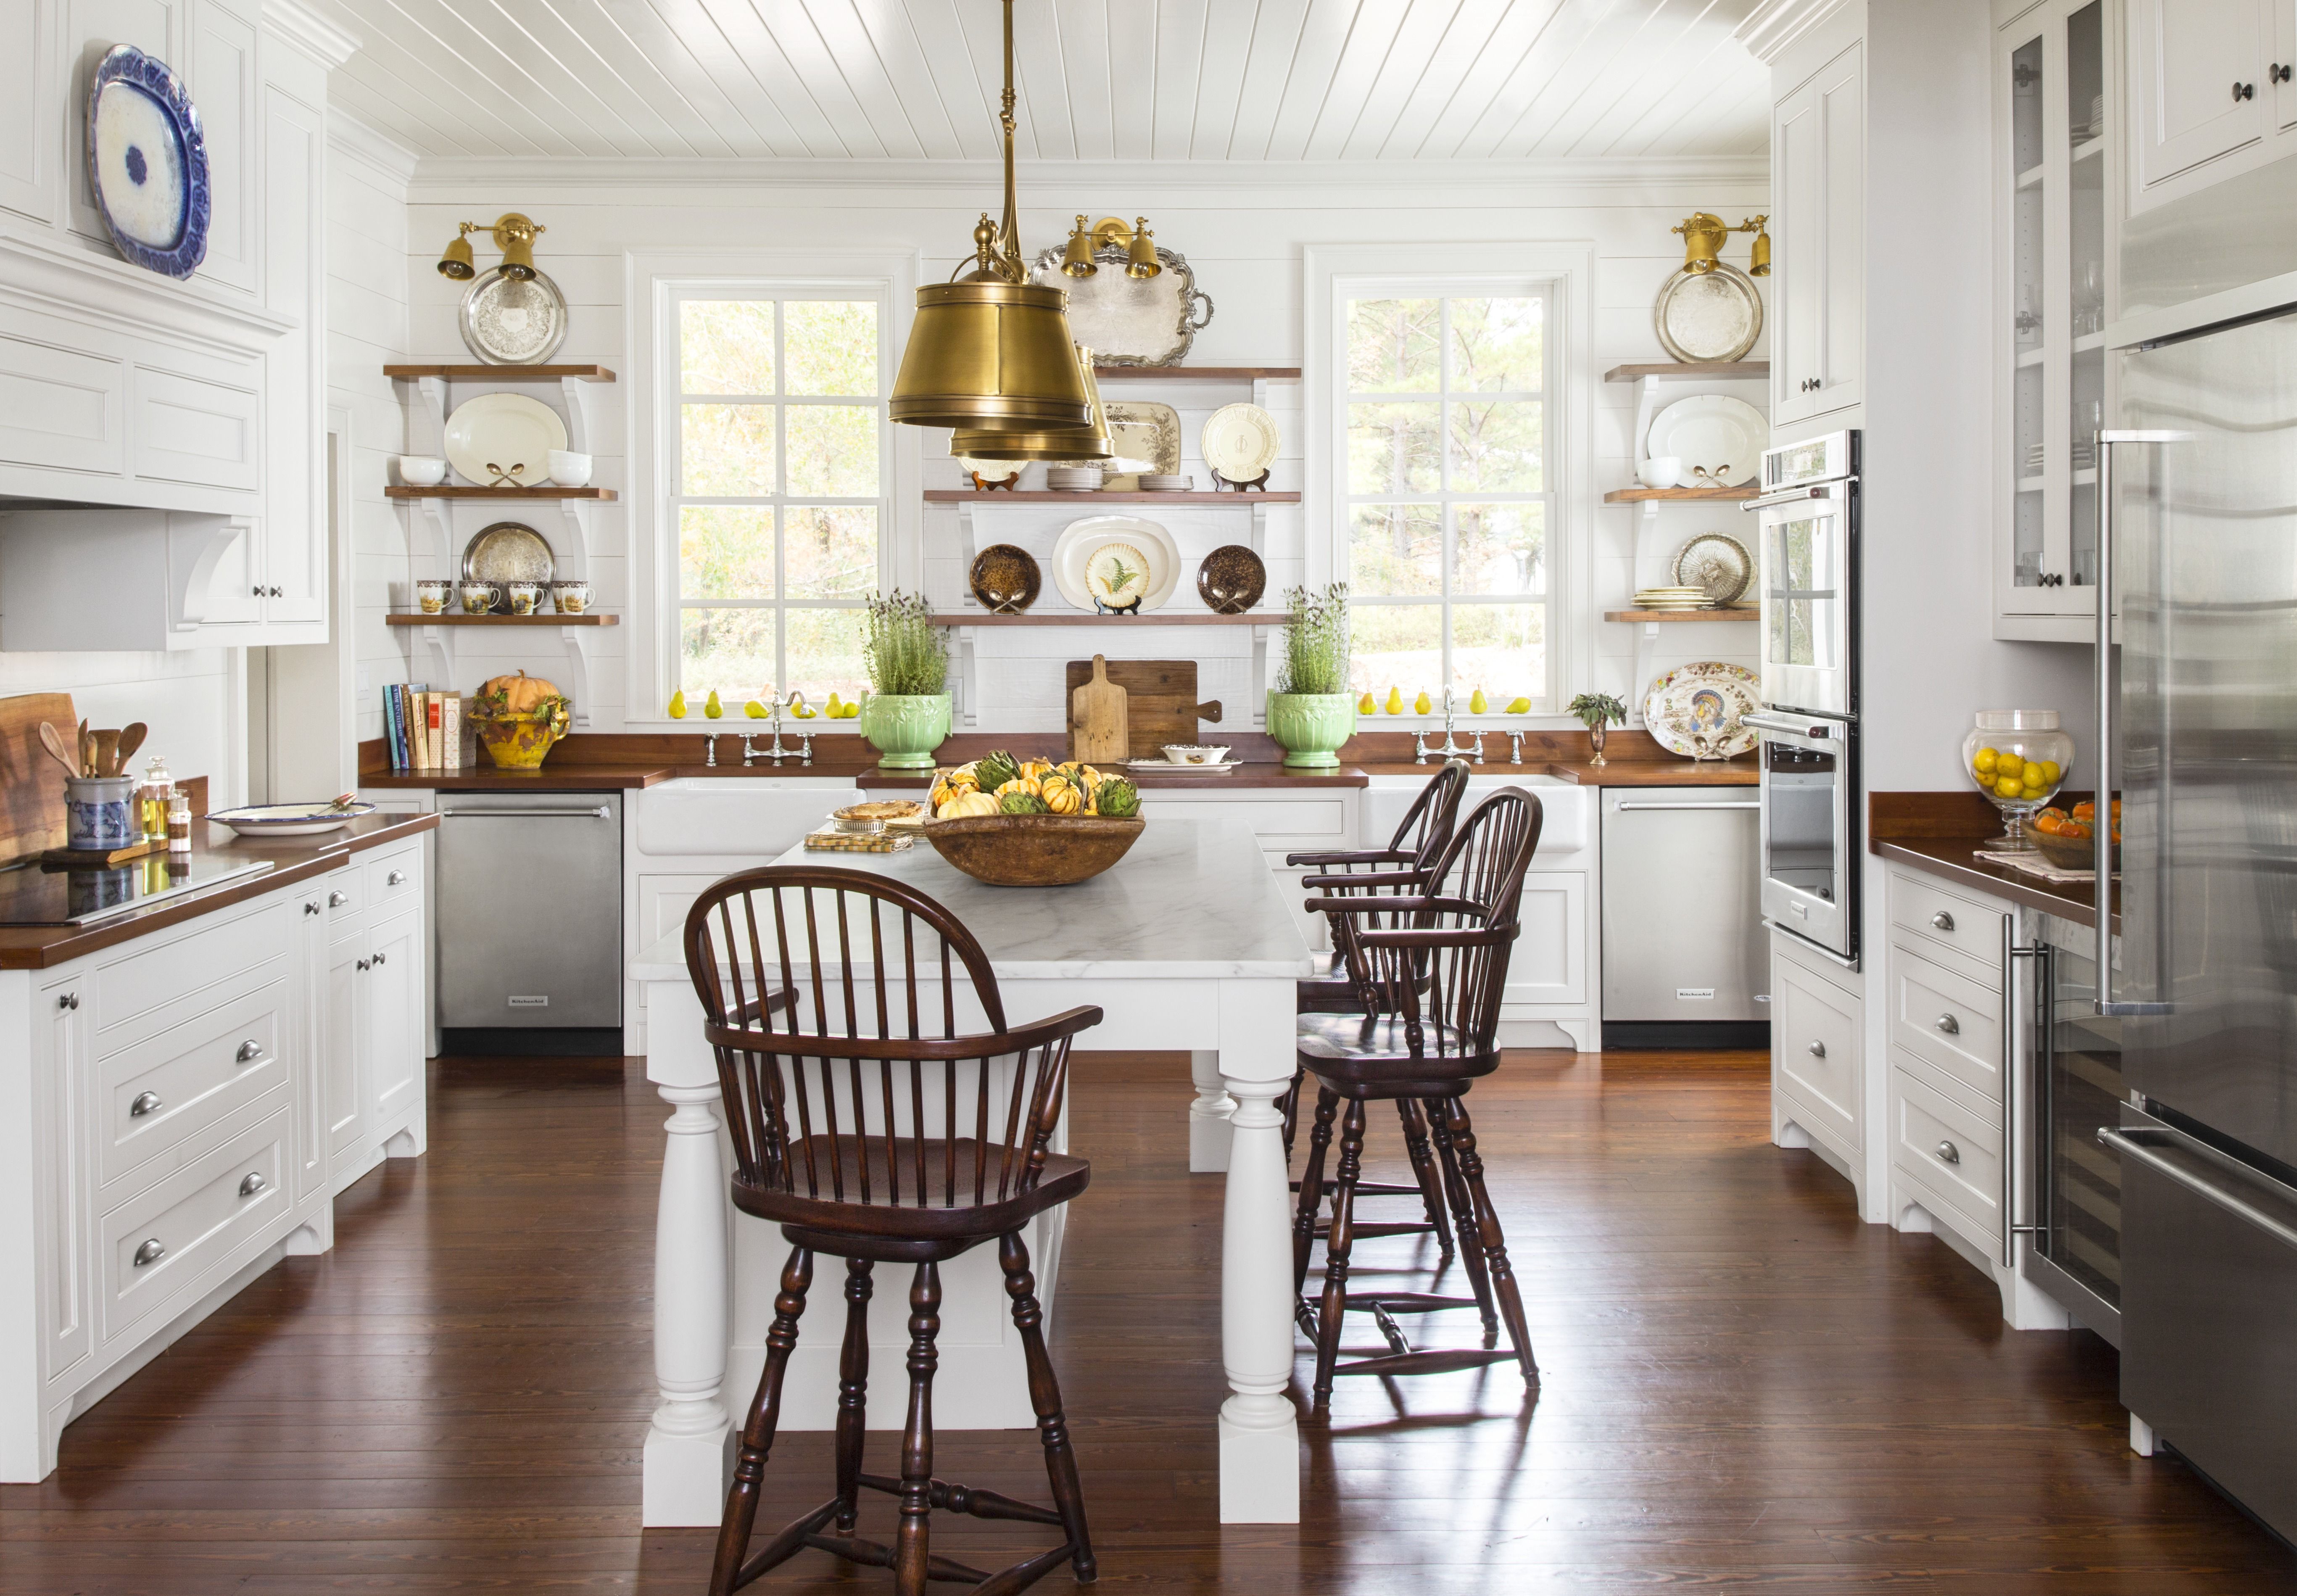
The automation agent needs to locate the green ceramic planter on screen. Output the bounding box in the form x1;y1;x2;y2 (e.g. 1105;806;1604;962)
859;692;951;770
1267;691;1356;770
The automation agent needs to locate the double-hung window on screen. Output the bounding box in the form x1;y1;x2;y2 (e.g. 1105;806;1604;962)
670;291;887;705
1342;288;1554;710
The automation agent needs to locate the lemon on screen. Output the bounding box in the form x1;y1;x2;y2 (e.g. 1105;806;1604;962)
1414;690;1432;715
1995;776;2023;799
2039;759;2061;783
1358;692;1377;714
1996;753;2025;780
744;699;767;718
704;690;723;719
1385;688;1404;715
1506;696;1531;715
1469;688;1488;714
668;690;687;720
1973;747;1998;774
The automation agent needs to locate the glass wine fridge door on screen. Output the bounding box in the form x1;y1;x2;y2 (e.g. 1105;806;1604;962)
2025;913;2124;1341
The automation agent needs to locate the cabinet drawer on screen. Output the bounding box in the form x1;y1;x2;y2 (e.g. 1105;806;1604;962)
129;364;259;491
0;332;123;475
1890;948;2004;1105
99;1103;288;1343
1775;961;1860;1144
1888;871;2006;979
1891;1060;2002;1245
365;846;421;908
99;979;289;1192
94;897;293;1042
319;864;361;923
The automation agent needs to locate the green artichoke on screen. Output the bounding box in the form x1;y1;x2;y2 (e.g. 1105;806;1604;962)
975;749;1023;791
1094;777;1139;818
999;789;1049;815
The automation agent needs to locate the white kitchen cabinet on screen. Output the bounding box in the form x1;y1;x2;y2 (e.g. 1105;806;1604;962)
323;921;363;1163
1771;40;1864;426
316;850;426;1192
2132;0;2264;187
1770;928;1864;1196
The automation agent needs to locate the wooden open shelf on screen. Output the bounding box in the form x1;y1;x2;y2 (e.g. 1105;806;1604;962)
1602;486;1759;504
387;613;619;627
1091;365;1299;381
385;486;616;501
1604;608;1759;623
925;490;1298;504
1602;361;1770;383
928;611;1284;627
385;364;617;382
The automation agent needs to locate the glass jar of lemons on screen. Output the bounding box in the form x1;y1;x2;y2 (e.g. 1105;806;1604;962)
1962;709;2074;852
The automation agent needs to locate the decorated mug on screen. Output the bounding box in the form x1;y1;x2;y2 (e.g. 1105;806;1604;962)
414;579;453;615
551;580;592;615
458;582;500;615
504;581;546;616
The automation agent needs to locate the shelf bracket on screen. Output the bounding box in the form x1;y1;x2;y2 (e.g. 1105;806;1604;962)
414;376;448;459
562;625;596;728
1250;623;1277;728
951;625;979;728
553;498;592;581
1635;374;1661;470
404;621;456;690
559;376;596;457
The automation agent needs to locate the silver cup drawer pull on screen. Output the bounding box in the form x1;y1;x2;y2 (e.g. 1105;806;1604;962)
239;1171;267;1198
235;1039;263;1063
329;890;350;907
1807;1040;1827;1058
132;1237;166;1267
1935;1013;1961;1036
386;870;408;886
1935;1139;1962;1165
1931;910;1955;931
129;1091;163;1117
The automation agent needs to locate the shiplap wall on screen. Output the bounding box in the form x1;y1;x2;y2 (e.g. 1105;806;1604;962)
388;161;1769;732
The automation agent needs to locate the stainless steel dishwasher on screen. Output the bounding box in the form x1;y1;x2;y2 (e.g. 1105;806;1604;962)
1600;786;1767;1047
436;790;622;1040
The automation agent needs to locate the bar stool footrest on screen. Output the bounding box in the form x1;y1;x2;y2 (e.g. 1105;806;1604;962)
1331;1347;1522;1378
856;1471;1068;1527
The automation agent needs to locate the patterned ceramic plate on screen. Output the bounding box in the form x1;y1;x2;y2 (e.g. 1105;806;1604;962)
88;46;210;279
968;543;1041;612
1201;403;1280;483
1102;401;1180;490
1643;662;1761;759
1671;533;1754;606
1051;516;1180;611
1196;544;1266;613
207;801;375;836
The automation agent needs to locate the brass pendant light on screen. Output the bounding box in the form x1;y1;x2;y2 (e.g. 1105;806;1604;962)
949;345;1116;462
889;1;1093;433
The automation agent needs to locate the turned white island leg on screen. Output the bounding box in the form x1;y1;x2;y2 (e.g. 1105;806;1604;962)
1215;979;1301;1523
1188;1048;1235;1172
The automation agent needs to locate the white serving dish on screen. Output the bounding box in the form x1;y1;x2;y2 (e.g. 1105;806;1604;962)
1161;744;1231;765
1051;515;1181;612
444;392;568;487
1645;395;1768;489
206;800;374;836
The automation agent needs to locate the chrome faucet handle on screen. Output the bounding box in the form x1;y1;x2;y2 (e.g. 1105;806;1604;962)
798;731;814;764
1413;730;1432;764
1508;731;1524;765
704;732;718;767
740;733;757;766
1470;731;1486;765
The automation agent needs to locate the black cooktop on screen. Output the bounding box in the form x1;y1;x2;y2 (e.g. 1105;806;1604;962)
0;853;275;926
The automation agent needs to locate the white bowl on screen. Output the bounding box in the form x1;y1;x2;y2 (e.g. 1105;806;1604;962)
1161;744;1230;765
547;449;593;488
1638;455;1682;490
397;455;448;487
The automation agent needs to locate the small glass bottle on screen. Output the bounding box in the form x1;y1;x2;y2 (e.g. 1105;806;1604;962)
138;755;172;844
166;790;192;852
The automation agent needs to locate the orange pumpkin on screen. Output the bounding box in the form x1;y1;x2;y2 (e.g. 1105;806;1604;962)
477;670;564;716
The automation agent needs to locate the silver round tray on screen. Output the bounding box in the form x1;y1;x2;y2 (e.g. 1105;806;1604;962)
461;521;556;610
459;264;569;365
1652;261;1763;364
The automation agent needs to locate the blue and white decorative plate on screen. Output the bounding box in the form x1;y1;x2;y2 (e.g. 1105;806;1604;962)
206;801;376;837
87;45;209;279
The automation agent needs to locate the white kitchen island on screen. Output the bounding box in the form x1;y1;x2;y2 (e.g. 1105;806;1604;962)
630;816;1315;1528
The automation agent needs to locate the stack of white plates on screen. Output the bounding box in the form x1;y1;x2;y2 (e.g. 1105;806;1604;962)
1633;586;1713;611
1047;466;1103;491
1139;473;1191;492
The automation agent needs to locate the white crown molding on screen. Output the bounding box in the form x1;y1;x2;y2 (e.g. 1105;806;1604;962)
405;154;1768;199
1734;0;1856;62
0;230;294;358
328;110;420;190
262;0;361;70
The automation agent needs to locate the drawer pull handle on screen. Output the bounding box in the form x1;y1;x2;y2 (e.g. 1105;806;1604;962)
236;1039;263;1063
1931;911;1955;931
130;1091;163;1117
329;890;350;907
305;900;321;915
56;992;79;1011
1936;1139;1962;1165
1935;1013;1961;1035
133;1237;166;1267
1807;1040;1827;1058
386;870;408;886
239;1172;267;1198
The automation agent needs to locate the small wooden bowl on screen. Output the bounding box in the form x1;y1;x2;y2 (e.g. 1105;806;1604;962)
922;814;1145;886
2029;828;2117;872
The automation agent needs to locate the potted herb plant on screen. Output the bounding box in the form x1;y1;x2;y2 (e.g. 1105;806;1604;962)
1566;692;1628;767
1267;583;1356;769
857;591;952;770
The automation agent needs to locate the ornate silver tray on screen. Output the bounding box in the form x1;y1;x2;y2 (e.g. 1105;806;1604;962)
1029;242;1213;367
459;264;569;365
1652;261;1763;364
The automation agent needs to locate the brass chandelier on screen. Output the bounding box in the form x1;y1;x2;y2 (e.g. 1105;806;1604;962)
888;0;1108;459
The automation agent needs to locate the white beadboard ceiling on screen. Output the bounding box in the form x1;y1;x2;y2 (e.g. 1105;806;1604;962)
306;0;1772;164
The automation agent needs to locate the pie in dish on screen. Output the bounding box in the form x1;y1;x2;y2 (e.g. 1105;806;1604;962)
835;800;923;820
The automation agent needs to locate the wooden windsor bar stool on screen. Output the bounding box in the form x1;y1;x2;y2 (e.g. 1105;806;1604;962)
1292;788;1545;1413
683;865;1102;1596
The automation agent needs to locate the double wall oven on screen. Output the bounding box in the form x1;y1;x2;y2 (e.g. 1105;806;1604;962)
1743;430;1861;964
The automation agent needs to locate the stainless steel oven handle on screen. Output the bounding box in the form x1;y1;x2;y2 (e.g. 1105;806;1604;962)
1613;801;1761;811
1741;484;1832;512
439;806;613;820
1743;711;1837;740
2099;1125;2297;1253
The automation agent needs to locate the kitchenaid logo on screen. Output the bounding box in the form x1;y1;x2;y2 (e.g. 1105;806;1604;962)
1677;988;1716;1001
508;995;549;1007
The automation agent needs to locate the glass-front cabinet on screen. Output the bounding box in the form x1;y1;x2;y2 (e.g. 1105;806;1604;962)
1995;0;2116;641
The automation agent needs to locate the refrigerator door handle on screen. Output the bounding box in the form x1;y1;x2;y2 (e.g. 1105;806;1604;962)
2099;1125;2297;1254
2002;924;2046;1264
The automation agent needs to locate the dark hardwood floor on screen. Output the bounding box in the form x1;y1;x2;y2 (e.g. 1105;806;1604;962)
4;1048;2291;1593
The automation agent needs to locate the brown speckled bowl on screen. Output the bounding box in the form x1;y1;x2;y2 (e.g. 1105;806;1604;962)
923;814;1145;886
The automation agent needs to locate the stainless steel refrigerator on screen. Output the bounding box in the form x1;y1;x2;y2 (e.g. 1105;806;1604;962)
2097;307;2297;1541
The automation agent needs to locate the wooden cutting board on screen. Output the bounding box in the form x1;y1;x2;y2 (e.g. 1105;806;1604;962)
0;691;79;865
1065;659;1222;762
1068;656;1130;765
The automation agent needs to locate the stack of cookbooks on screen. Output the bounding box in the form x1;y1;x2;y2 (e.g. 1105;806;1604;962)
382;683;465;771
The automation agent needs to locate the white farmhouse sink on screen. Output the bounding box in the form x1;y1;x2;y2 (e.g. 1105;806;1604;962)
1362;772;1590;858
635;775;860;857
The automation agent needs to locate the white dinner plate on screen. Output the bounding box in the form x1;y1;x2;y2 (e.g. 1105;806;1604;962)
1200;403;1280;483
444;393;569;487
1051;516;1181;612
1645;395;1768;488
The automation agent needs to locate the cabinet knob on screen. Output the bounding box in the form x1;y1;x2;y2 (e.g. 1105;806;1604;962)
129;1090;163;1117
132;1237;166;1267
1931;910;1955;931
387;870;408;886
235;1039;263;1063
305;900;321;915
372;951;387;966
329;890;350;907
1806;1040;1826;1058
1935;1013;1961;1036
239;1171;267;1198
356;958;370;972
251;584;264;596
2276;63;2293;84
1935;1139;1962;1166
2236;81;2256;101
56;991;78;1011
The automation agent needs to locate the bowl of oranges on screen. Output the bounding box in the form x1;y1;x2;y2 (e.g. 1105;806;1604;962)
1962;709;2074;851
2029;800;2120;872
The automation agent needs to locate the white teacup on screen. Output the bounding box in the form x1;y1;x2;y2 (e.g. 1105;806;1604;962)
547;450;593;488
1161;744;1229;765
1638;456;1682;490
398;455;448;487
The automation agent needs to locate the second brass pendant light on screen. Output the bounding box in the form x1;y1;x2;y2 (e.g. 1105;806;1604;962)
888;0;1113;462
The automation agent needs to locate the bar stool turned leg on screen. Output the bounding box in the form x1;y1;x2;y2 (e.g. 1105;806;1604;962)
834;1258;874;1533
1292;1087;1340;1298
894;1261;943;1596
1001;1231;1098;1583
1310;1099;1369;1413
1442;1095;1537;1383
1394;1098;1456;1261
1427;1106;1499;1336
709;1246;813;1596
1278;1066;1306;1160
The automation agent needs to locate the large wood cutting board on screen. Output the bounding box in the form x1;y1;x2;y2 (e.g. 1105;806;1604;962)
1064;660;1221;762
0;691;79;865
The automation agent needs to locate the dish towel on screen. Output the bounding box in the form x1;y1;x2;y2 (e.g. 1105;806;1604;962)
1974;847;2115;884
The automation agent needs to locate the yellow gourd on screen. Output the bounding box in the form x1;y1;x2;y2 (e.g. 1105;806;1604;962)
1044;777;1084;814
940;790;1001;819
995;776;1042;799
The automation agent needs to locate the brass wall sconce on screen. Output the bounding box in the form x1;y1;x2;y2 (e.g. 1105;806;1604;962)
1672;212;1770;277
437;213;546;281
1060;215;1162;280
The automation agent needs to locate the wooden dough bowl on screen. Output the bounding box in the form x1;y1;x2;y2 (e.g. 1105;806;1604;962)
922;814;1145;887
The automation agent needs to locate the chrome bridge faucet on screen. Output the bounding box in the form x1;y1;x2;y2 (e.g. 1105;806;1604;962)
743;692;813;765
1414;688;1486;764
